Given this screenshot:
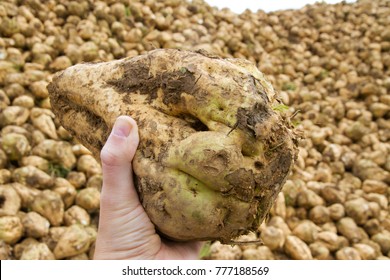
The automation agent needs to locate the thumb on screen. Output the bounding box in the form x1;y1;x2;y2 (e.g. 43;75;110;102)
100;116;140;211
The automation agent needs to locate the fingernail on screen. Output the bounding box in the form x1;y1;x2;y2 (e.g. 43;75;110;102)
112;117;132;137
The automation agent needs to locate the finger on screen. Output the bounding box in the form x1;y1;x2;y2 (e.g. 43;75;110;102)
100;116;140;210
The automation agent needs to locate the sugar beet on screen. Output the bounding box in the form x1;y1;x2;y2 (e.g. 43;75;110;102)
48;49;297;242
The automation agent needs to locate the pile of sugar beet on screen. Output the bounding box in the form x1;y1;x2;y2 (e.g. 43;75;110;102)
0;0;389;260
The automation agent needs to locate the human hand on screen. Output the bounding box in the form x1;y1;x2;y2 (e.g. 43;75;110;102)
94;116;202;259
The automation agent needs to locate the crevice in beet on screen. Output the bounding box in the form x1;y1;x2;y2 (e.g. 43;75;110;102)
254;161;264;170
190;119;209;131
180;113;209;131
0;195;5;208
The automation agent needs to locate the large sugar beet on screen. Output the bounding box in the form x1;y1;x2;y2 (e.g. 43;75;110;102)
48;49;297;242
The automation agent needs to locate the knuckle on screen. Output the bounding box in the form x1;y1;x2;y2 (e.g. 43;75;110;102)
100;146;120;167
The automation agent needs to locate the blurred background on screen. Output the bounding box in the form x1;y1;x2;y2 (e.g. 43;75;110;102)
0;0;389;261
205;0;357;13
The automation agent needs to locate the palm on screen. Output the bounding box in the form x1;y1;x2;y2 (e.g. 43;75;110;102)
96;201;201;259
93;116;201;260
